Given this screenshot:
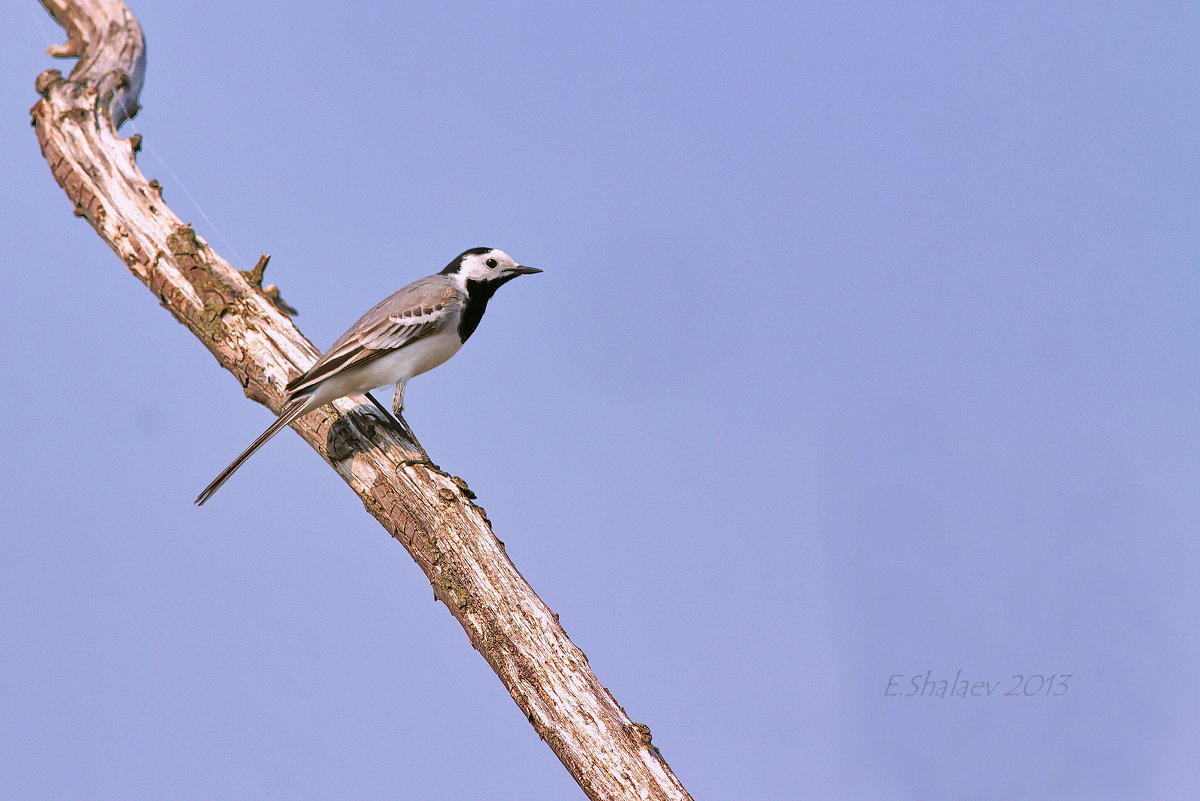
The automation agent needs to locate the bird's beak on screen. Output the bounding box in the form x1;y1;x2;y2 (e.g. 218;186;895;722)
513;265;543;275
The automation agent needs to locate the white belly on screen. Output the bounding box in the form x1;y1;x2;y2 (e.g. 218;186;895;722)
307;328;463;406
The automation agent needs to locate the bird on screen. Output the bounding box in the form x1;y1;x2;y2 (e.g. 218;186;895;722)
195;247;541;505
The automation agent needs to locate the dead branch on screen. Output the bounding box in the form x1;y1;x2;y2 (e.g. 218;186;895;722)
28;2;693;799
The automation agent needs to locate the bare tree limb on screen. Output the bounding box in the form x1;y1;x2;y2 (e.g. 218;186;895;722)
29;2;693;799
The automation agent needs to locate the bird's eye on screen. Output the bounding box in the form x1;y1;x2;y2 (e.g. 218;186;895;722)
485;258;498;269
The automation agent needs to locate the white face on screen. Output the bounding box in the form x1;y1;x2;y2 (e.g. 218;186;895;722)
443;247;541;287
457;248;521;282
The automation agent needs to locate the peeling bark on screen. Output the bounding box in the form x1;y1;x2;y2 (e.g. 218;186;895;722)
28;2;693;799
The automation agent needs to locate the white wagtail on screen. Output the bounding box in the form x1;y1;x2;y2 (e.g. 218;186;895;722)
195;247;541;505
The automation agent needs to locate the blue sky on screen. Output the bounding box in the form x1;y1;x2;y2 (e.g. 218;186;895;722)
2;1;1197;799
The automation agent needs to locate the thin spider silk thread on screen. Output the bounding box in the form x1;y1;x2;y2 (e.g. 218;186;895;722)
123;117;252;270
30;0;250;270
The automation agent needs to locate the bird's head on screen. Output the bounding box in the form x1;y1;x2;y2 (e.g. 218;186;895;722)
441;247;541;287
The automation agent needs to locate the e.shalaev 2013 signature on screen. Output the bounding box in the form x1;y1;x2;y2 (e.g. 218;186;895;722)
884;670;1072;698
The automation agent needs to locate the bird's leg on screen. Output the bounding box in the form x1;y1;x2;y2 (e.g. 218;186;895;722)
391;381;406;419
363;390;429;461
364;382;427;461
393;384;430;461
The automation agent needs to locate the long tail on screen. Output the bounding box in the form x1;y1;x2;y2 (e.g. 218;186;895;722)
195;398;313;506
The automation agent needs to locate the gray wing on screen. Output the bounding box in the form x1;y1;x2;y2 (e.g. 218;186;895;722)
286;276;462;396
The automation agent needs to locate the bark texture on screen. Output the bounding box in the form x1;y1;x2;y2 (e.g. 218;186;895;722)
29;2;693;799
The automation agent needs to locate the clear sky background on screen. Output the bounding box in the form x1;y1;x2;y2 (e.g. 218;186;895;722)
2;1;1196;799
